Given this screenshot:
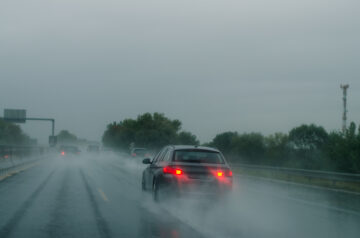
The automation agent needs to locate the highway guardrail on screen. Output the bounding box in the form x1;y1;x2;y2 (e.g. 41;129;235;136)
230;163;360;190
0;145;48;178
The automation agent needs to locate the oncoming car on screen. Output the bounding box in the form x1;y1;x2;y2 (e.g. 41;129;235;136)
141;145;233;202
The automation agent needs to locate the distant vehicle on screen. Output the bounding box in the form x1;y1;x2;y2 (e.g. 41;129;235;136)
87;145;100;153
141;145;233;202
59;145;81;157
130;148;150;158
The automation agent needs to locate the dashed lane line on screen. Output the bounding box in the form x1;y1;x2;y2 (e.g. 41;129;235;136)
79;169;112;238
0;170;56;238
98;188;110;202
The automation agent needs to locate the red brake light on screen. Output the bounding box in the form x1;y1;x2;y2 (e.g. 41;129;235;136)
132;153;136;157
61;151;65;156
215;170;232;177
163;166;170;173
163;166;183;175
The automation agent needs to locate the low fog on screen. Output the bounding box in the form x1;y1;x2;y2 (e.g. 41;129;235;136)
58;152;360;238
1;144;359;237
1;1;360;237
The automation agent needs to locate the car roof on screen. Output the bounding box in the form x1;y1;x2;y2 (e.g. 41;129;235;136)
169;145;220;152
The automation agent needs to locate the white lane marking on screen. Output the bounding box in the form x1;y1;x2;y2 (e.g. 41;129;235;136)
98;188;109;202
0;162;39;181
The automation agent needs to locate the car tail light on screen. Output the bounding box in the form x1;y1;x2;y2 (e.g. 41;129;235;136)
175;169;183;175
61;151;65;156
132;153;136;157
163;166;183;175
215;169;232;177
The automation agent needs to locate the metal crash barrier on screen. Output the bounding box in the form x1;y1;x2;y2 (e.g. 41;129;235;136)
0;145;48;178
231;163;360;191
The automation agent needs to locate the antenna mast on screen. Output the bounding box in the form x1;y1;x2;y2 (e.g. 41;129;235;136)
340;84;349;133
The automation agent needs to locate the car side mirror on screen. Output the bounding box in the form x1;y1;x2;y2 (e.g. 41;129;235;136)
142;158;151;164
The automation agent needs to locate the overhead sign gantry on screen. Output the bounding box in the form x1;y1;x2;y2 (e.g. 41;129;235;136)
2;109;56;146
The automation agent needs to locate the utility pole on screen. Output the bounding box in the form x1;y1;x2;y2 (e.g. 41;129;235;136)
340;84;349;133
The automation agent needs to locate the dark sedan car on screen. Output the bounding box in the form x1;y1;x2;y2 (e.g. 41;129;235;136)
59;145;81;157
142;145;233;202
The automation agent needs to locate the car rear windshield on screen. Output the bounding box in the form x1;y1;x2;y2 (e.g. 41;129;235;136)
173;150;224;164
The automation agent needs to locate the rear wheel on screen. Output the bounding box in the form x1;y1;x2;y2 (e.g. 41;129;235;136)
152;180;161;202
141;176;146;191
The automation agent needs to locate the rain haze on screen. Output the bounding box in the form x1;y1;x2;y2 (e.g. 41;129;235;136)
1;0;359;143
1;1;360;238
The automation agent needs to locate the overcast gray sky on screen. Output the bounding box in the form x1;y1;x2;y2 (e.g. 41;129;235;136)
1;0;359;144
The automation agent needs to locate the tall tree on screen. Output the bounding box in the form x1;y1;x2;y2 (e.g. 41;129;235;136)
326;122;360;172
102;113;198;150
232;133;266;163
265;133;289;165
288;124;328;150
176;131;199;145
57;130;78;144
209;131;238;155
0;119;31;145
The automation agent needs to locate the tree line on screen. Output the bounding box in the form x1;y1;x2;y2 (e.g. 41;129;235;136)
2;113;359;173
102;113;199;150
0;119;33;145
207;123;360;173
102;113;360;173
0;119;92;147
56;130;97;146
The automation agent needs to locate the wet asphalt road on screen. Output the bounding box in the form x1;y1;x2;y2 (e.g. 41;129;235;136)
0;153;359;238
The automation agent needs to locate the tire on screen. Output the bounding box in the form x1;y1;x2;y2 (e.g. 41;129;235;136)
152;180;161;203
141;176;146;191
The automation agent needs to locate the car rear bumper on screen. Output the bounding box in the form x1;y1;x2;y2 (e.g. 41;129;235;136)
159;175;232;196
